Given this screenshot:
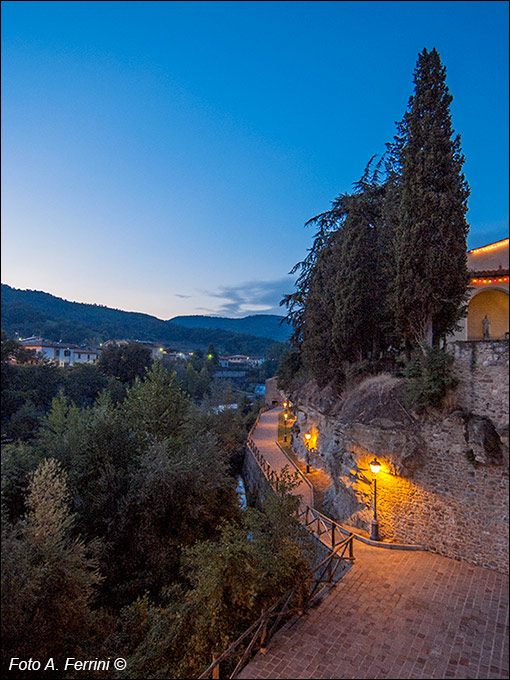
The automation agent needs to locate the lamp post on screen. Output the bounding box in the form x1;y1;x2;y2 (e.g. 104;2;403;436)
304;432;312;473
283;412;289;442
369;458;381;541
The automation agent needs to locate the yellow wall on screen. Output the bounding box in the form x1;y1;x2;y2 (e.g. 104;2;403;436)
467;289;509;339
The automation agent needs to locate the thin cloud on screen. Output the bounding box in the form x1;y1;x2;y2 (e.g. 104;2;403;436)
201;276;296;317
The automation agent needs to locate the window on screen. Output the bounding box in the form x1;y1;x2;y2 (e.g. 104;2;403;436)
55;349;60;357
64;350;71;357
77;353;81;359
87;354;90;360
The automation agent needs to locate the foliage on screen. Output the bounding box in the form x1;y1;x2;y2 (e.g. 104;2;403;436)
122;361;191;442
110;488;314;679
62;362;108;407
1;335;110;441
281;48;469;392
1;459;104;675
402;343;458;412
97;342;153;384
393;47;470;347
276;346;305;393
1;442;43;523
1;330;36;364
282;158;395;391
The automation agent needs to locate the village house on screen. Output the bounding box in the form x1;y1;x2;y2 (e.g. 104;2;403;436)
19;337;101;367
218;355;265;368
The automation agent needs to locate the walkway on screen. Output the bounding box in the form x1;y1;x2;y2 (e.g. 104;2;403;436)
240;408;509;679
251;408;314;508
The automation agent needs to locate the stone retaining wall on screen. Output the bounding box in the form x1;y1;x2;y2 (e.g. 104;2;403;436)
449;340;509;434
242;446;274;509
290;346;509;573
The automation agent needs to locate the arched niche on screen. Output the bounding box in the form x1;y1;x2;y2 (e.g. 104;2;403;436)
467;288;509;340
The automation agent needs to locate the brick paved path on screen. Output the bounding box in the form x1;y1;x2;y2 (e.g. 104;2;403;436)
240;408;509;679
239;542;508;679
252;408;314;508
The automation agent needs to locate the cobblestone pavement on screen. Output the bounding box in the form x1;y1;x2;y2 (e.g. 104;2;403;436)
240;409;509;679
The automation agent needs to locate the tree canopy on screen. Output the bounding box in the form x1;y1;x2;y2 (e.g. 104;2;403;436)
281;47;469;391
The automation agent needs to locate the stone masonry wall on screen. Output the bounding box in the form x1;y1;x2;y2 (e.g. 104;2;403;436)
449;340;509;434
290;355;509;573
242;446;273;509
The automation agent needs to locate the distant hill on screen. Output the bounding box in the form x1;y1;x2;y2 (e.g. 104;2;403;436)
0;284;280;355
170;314;291;342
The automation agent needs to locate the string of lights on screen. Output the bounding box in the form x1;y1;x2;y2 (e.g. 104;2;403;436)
470;276;509;284
469;238;509;255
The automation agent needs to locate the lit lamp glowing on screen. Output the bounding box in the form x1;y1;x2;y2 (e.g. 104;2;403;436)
283;412;289;442
283;401;288;410
304;432;312;473
369;458;382;541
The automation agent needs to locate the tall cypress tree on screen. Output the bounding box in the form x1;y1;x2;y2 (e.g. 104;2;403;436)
302;231;343;387
394;47;470;348
332;168;391;364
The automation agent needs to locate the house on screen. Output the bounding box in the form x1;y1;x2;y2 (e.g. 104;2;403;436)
449;238;509;341
163;349;194;361
20;337;101;367
218;355;265;368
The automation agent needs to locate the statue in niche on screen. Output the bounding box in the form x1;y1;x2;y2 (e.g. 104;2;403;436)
482;315;491;339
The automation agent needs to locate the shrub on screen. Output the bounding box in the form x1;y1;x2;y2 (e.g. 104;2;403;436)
403;343;458;412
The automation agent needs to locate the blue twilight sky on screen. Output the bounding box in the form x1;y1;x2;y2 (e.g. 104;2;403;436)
1;1;508;319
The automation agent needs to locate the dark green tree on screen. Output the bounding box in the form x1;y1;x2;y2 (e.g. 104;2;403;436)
205;343;220;372
1;331;37;364
301;233;343;387
97;342;153;383
62;362;108;407
393;47;470;348
331;166;393;365
1;459;103;674
122;361;191;442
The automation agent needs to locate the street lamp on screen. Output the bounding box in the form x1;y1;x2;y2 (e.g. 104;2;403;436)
369;458;382;541
304;432;312;473
283;412;289;442
283;401;288;410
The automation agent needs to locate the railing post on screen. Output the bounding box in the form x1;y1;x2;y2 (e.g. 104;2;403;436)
305;506;309;526
331;523;335;550
260;620;268;655
212;654;220;679
349;536;354;560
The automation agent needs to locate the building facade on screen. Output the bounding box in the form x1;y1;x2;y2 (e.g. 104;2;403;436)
20;337;101;367
449;238;509;342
